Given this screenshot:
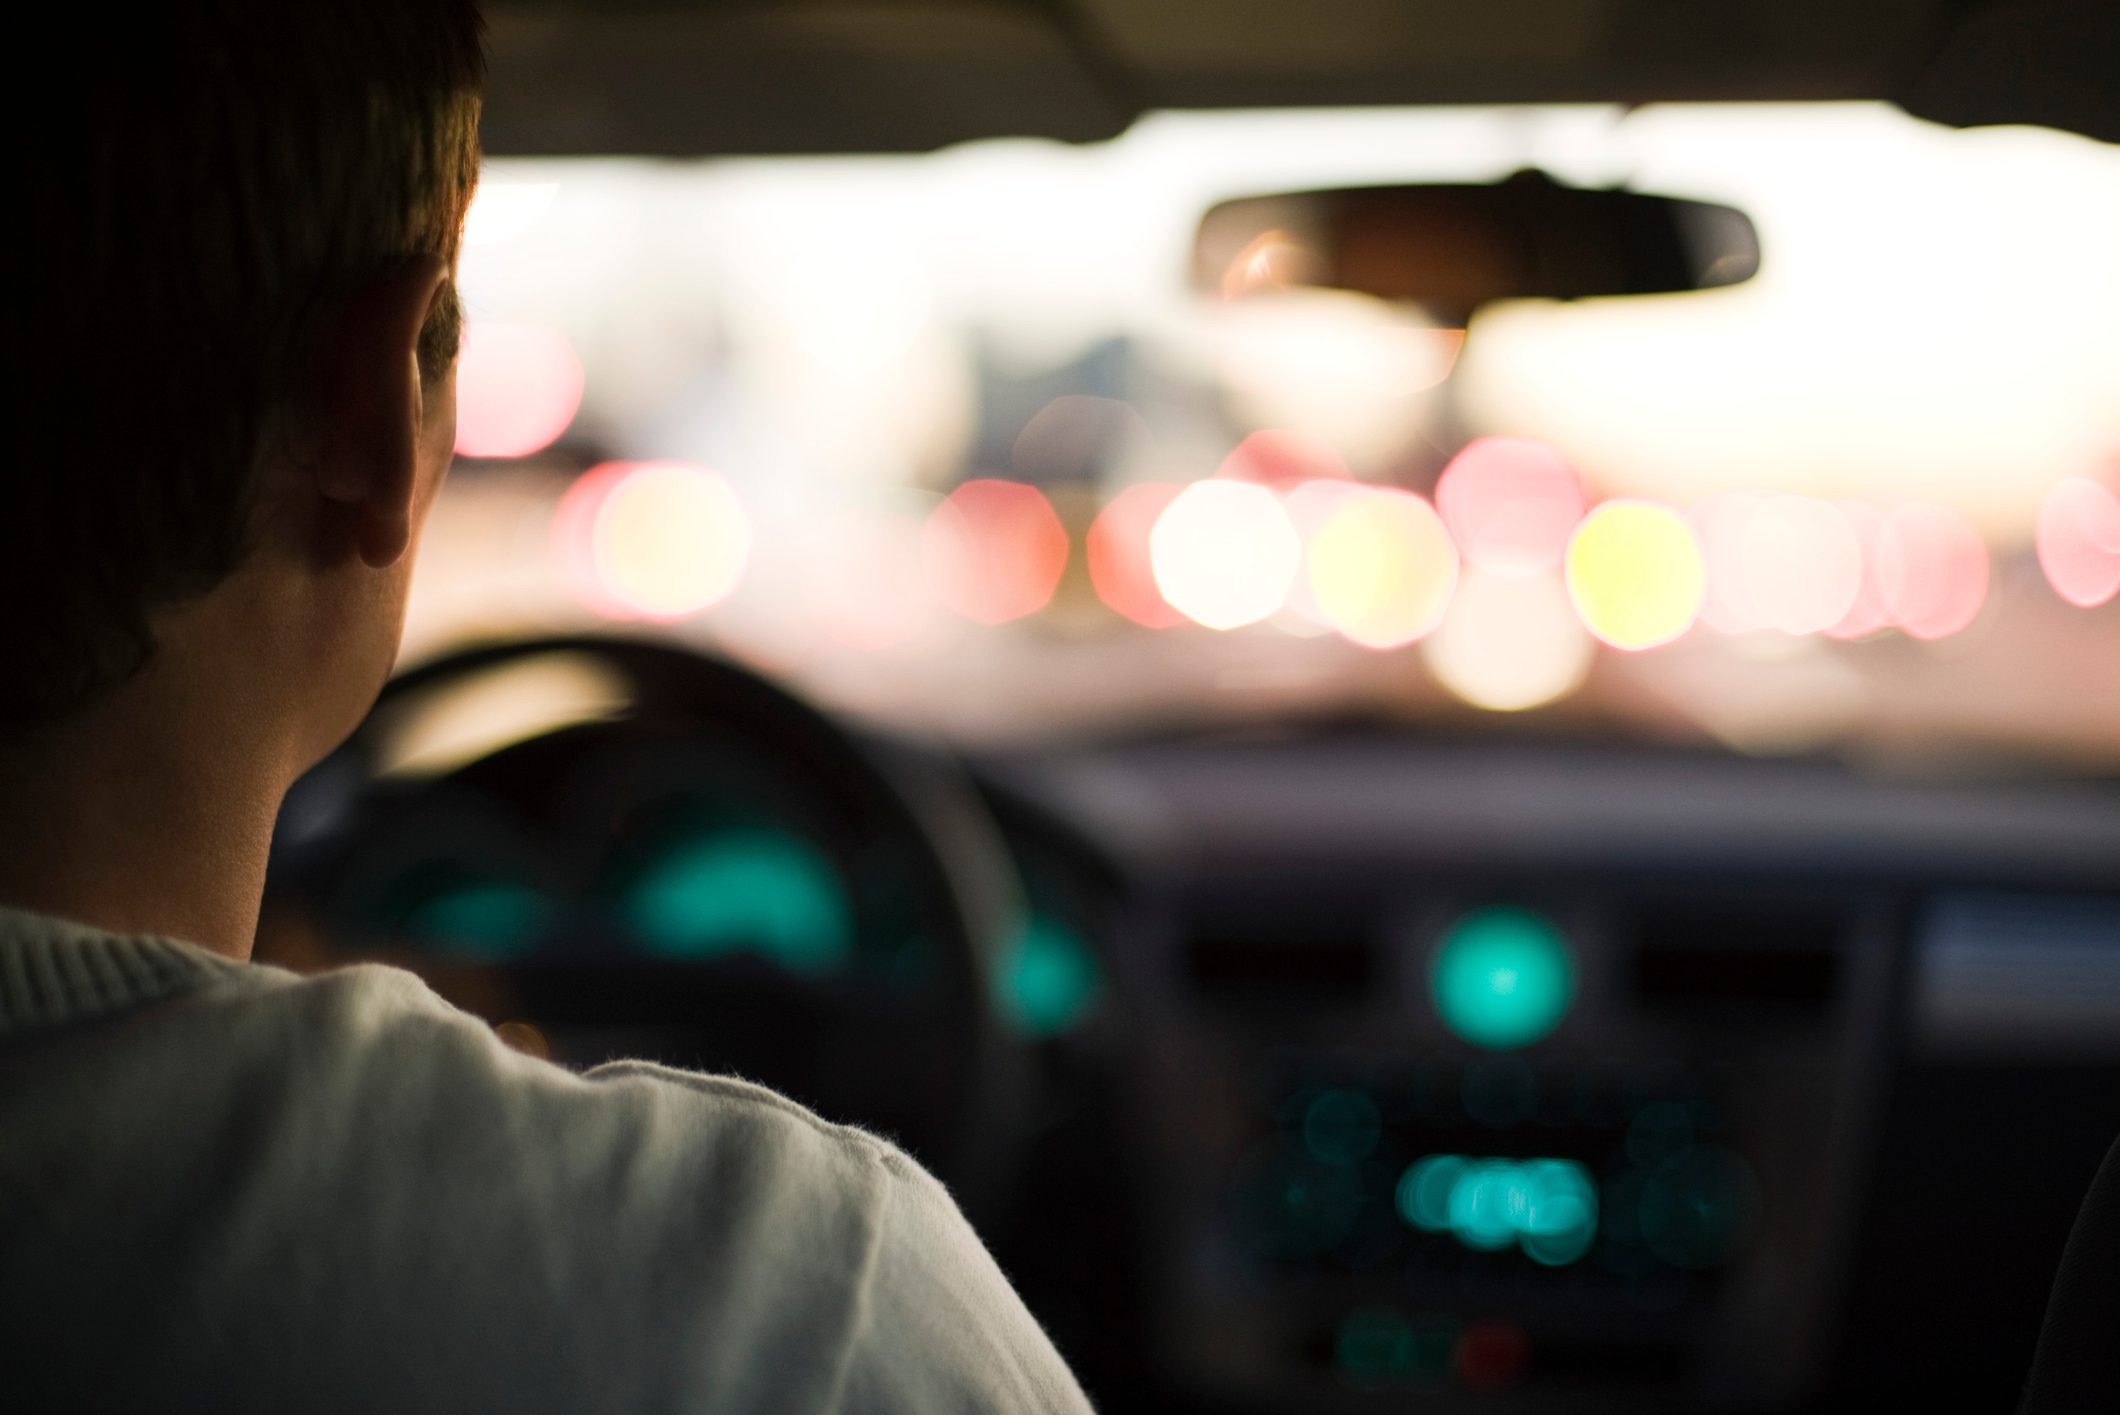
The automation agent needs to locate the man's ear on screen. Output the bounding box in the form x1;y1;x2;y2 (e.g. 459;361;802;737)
310;255;453;570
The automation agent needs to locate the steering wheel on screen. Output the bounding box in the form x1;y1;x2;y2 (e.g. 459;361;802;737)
262;634;1032;1203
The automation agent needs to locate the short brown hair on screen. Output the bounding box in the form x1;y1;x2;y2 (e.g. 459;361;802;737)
7;1;485;722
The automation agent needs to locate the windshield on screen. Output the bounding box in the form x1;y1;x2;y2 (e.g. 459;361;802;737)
412;102;2120;766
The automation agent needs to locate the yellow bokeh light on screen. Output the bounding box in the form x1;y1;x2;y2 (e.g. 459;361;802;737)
1278;479;1360;624
1149;480;1301;630
1307;488;1459;649
1424;570;1594;711
1565;500;1704;650
590;463;753;620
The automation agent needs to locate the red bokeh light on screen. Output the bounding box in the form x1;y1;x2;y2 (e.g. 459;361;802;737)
2036;476;2120;609
1454;1322;1530;1391
552;462;634;619
1876;502;1989;640
1435;437;1588;579
1088;483;1187;628
1216;429;1352;485
454;321;586;459
921;479;1070;625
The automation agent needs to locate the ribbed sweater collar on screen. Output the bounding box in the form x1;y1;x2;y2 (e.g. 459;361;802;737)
0;906;244;1037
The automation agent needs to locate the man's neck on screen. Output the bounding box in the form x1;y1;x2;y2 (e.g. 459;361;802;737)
0;635;296;961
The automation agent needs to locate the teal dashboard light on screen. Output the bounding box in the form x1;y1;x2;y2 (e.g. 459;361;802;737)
1334;1309;1453;1386
625;829;852;972
401;880;551;961
1396;1154;1468;1233
1396;1154;1598;1265
993;914;1101;1038
1302;1089;1383;1166
1430;906;1574;1048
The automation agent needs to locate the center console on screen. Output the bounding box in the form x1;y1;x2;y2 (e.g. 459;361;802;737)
1119;867;1896;1410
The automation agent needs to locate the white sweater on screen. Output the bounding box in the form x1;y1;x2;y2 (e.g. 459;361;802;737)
0;906;1093;1413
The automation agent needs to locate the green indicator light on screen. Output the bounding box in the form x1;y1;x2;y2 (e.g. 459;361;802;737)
1230;1144;1365;1261
993;915;1102;1038
404;881;551;961
1334;1309;1455;1387
1334;1309;1415;1384
1302;1088;1383;1166
1431;906;1575;1049
1396;1154;1467;1231
1518;1158;1599;1265
1448;1162;1523;1250
1396;1153;1599;1264
1638;1145;1758;1270
626;829;852;972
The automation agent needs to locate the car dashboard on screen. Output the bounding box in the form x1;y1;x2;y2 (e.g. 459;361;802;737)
261;667;2120;1413
983;732;2120;1411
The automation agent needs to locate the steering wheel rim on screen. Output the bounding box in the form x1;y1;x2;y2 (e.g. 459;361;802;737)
268;633;1030;1200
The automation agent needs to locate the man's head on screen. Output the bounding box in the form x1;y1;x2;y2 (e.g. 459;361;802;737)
11;1;485;761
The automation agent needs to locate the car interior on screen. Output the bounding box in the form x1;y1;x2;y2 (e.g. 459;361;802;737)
250;2;2120;1409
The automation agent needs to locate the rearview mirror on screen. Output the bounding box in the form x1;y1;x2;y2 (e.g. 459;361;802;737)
1194;169;1760;325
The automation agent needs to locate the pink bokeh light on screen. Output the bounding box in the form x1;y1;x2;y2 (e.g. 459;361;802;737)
1876;502;1989;640
454;322;586;459
1825;501;1894;640
1737;495;1863;636
1216;429;1352;486
2035;476;2120;609
1435;437;1588;579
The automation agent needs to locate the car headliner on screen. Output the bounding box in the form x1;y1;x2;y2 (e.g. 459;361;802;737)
479;0;2120;157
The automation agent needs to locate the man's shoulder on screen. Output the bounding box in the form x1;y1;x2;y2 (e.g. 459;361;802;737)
240;963;1068;1409
236;959;905;1203
2;933;1092;1413
3;950;919;1410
